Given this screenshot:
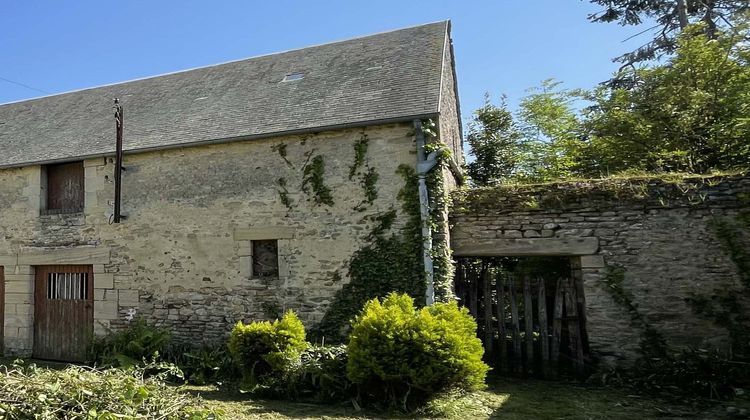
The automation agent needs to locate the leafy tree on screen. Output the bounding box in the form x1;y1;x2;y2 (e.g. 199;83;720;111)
516;80;586;181
588;0;749;66
465;95;523;186
581;24;750;174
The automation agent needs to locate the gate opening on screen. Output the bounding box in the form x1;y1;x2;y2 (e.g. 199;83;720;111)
454;256;590;378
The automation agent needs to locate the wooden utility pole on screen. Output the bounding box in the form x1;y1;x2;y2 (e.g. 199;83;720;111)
113;98;124;223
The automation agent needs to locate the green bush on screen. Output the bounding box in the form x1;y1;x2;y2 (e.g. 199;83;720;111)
90;318;171;367
164;343;237;385
0;360;218;419
602;347;750;400
228;311;307;386
284;344;352;401
347;293;488;409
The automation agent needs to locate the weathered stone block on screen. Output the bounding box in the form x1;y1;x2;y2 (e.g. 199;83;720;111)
94;301;119;320
95;273;114;289
580;255;606;268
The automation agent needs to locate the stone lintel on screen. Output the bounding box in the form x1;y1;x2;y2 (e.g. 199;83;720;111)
452;237;599;257
0;246;111;266
234;227;295;241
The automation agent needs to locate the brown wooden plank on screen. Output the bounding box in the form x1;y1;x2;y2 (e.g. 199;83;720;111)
573;270;590;356
34;265;93;362
551;277;564;373
455;261;464;305
538;276;550;378
482;267;493;358
523;276;534;374
509;276;522;374
45;162;84;214
468;265;478;317
565;277;586;377
0;266;4;356
495;272;507;372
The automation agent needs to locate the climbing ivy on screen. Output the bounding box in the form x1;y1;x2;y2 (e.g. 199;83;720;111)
348;132;379;211
276;177;292;210
312;165;424;342
602;267;668;358
271;143;292;167
423;119;455;302
684;215;750;354
349;132;369;180
301;155;334;206
354;167;379;211
709;216;750;288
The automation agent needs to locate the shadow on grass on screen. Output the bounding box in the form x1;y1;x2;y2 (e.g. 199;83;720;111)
182;386;373;419
182;377;717;420
484;376;712;419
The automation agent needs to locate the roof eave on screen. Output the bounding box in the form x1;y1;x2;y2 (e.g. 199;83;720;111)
0;113;439;170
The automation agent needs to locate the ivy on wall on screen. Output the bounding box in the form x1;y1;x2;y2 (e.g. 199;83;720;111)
276;177;292;210
313;165;424;341
602;267;668;358
301;155;334;206
422;120;455;302
685;214;750;354
349;131;379;211
349;132;369;180
267;123;456;341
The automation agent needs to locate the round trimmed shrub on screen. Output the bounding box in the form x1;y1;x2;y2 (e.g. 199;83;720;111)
228;310;307;386
347;293;488;407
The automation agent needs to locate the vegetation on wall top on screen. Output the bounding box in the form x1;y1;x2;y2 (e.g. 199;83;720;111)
451;172;747;214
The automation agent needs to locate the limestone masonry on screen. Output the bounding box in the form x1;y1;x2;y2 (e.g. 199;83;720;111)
450;175;750;364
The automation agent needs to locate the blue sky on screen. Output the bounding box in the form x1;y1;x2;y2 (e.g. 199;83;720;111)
0;1;648;126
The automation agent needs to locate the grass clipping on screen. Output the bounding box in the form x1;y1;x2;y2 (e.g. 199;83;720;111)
0;360;217;419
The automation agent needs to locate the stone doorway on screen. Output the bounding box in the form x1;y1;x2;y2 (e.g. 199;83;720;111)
455;255;590;378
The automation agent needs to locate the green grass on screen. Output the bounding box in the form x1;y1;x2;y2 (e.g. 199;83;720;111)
183;376;750;419
3;359;747;419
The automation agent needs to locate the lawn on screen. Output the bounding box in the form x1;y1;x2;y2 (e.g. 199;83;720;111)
2;358;747;419
183;376;750;419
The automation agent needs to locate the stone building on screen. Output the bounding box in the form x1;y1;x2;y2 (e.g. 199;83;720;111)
0;21;464;361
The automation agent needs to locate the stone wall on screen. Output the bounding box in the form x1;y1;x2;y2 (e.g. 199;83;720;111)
450;175;750;365
0;123;422;355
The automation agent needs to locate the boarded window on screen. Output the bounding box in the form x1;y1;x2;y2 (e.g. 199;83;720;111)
252;240;279;278
43;161;84;215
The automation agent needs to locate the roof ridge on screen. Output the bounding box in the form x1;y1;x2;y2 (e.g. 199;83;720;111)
0;20;449;107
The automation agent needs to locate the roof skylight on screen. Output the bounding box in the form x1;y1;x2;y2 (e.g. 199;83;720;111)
281;72;305;82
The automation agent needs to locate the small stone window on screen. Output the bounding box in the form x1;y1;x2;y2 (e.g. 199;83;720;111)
41;161;84;215
252;240;279;278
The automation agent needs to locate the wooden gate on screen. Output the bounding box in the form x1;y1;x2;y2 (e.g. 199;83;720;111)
34;265;94;362
455;258;589;378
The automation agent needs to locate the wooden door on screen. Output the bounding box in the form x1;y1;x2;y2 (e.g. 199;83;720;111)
34;265;93;362
0;266;4;356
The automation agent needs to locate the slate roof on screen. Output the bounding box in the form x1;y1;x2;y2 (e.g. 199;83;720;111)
0;21;451;168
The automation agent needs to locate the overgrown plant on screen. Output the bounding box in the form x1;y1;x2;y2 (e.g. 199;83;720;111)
164;343;237;385
90;319;172;367
0;360;218;419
